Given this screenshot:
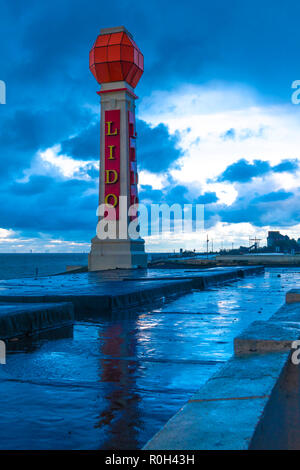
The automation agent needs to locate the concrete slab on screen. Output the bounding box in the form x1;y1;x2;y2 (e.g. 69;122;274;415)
144;396;270;450
189;352;289;400
234;320;300;355
0;302;74;340
269;302;300;322
0;266;264;318
0;279;193;319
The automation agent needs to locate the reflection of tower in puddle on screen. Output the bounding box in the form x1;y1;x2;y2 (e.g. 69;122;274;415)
95;322;141;450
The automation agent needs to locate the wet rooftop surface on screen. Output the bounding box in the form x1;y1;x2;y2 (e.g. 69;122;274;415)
0;267;298;449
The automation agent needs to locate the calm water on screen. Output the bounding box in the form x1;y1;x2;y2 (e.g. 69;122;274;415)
0;253;88;279
0;267;298;449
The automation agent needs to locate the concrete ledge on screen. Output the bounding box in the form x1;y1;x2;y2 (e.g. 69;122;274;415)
144;300;300;450
110;279;193;310
0;281;192;319
0;294;111;320
234;321;300;355
286;289;300;304
269;302;300;322
234;303;300;355
0;302;74;340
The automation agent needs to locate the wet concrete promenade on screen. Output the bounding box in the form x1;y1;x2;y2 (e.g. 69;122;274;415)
0;266;262;321
0;267;297;449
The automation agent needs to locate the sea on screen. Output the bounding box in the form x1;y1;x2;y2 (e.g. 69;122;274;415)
0;253;89;280
0;252;212;280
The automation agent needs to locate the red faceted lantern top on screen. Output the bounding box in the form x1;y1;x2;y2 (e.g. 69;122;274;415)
89;26;144;89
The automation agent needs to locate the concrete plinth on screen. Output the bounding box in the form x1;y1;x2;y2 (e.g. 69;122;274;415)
0;302;74;340
89;237;147;271
88;27;147;271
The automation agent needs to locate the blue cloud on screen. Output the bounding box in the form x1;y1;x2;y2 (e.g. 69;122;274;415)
137;120;183;173
222;129;236;140
10;176;53;196
219;204;264;226
218;159;271;183
0;176;98;240
139;184;189;205
1;0;300;246
221;128;265;141
139;185;163;203
218;158;299;183
252;190;293;203
196;192;218;204
60;123;99;161
139;184;218;208
1;0;299;100
273;159;299;173
207;190;298;228
60;118;183;173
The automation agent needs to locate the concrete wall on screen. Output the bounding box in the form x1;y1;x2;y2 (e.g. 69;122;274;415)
249;354;300;449
216;255;300;266
144;292;300;450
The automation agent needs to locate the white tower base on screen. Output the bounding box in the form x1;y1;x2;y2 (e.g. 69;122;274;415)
88;237;148;271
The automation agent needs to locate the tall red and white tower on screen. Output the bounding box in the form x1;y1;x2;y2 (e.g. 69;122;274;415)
88;26;147;270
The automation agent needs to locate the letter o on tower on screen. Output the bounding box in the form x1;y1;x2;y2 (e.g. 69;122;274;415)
105;193;118;207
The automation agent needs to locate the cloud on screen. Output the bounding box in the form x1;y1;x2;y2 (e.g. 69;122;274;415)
137;120;183;173
59;118;183;174
0;102;94;184
139;184;189;205
22;146;98;181
252;190;293;203
60;123;99;161
10;175;53;195
273;159;299;173
221;127;265;141
1;3;300;250
139;185;163;203
217;158;299;183
218;159;271;183
2;0;300;101
139;182;219;209
0;175;98;240
206;185;300;229
222;128;236;140
196;192;218;204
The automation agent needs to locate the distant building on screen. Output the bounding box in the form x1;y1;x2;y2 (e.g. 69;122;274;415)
267;231;299;253
267;231;285;248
